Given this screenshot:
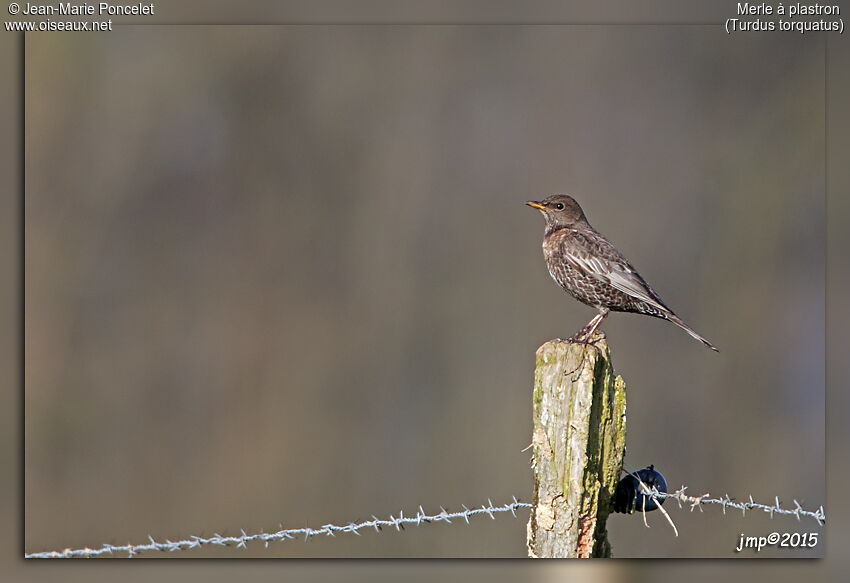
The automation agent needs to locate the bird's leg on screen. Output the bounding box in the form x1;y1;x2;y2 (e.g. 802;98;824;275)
583;308;609;341
564;309;609;379
567;314;599;343
568;310;607;343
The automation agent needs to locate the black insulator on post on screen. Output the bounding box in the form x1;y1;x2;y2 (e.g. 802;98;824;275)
613;465;668;514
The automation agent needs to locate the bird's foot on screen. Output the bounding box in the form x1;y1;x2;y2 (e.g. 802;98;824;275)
567;330;589;343
566;330;604;353
568;318;603;342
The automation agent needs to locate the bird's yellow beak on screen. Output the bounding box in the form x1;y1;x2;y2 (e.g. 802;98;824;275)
525;201;546;210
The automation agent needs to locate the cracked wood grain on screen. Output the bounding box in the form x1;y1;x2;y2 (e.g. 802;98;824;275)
527;334;627;558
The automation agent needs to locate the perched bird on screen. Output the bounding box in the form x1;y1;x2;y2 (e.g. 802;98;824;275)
526;194;718;351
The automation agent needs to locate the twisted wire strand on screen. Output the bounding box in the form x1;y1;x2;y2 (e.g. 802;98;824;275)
25;498;531;558
25;490;824;558
649;487;826;525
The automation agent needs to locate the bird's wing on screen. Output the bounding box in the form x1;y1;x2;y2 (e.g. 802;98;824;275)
562;231;669;311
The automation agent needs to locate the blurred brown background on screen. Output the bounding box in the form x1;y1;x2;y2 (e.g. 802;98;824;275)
23;25;824;560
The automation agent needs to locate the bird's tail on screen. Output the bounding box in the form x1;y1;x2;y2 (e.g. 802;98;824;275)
666;313;719;352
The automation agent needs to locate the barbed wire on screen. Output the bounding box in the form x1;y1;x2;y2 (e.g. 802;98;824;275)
25;490;825;558
649;487;826;525
24;498;531;558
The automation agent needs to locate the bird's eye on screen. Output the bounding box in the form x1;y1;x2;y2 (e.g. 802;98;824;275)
555;203;565;210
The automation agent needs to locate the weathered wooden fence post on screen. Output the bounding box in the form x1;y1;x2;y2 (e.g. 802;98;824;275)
527;333;627;558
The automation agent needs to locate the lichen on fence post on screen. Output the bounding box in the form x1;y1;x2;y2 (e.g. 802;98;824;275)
526;333;627;558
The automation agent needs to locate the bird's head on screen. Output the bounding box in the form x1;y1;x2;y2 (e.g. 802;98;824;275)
525;194;588;228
